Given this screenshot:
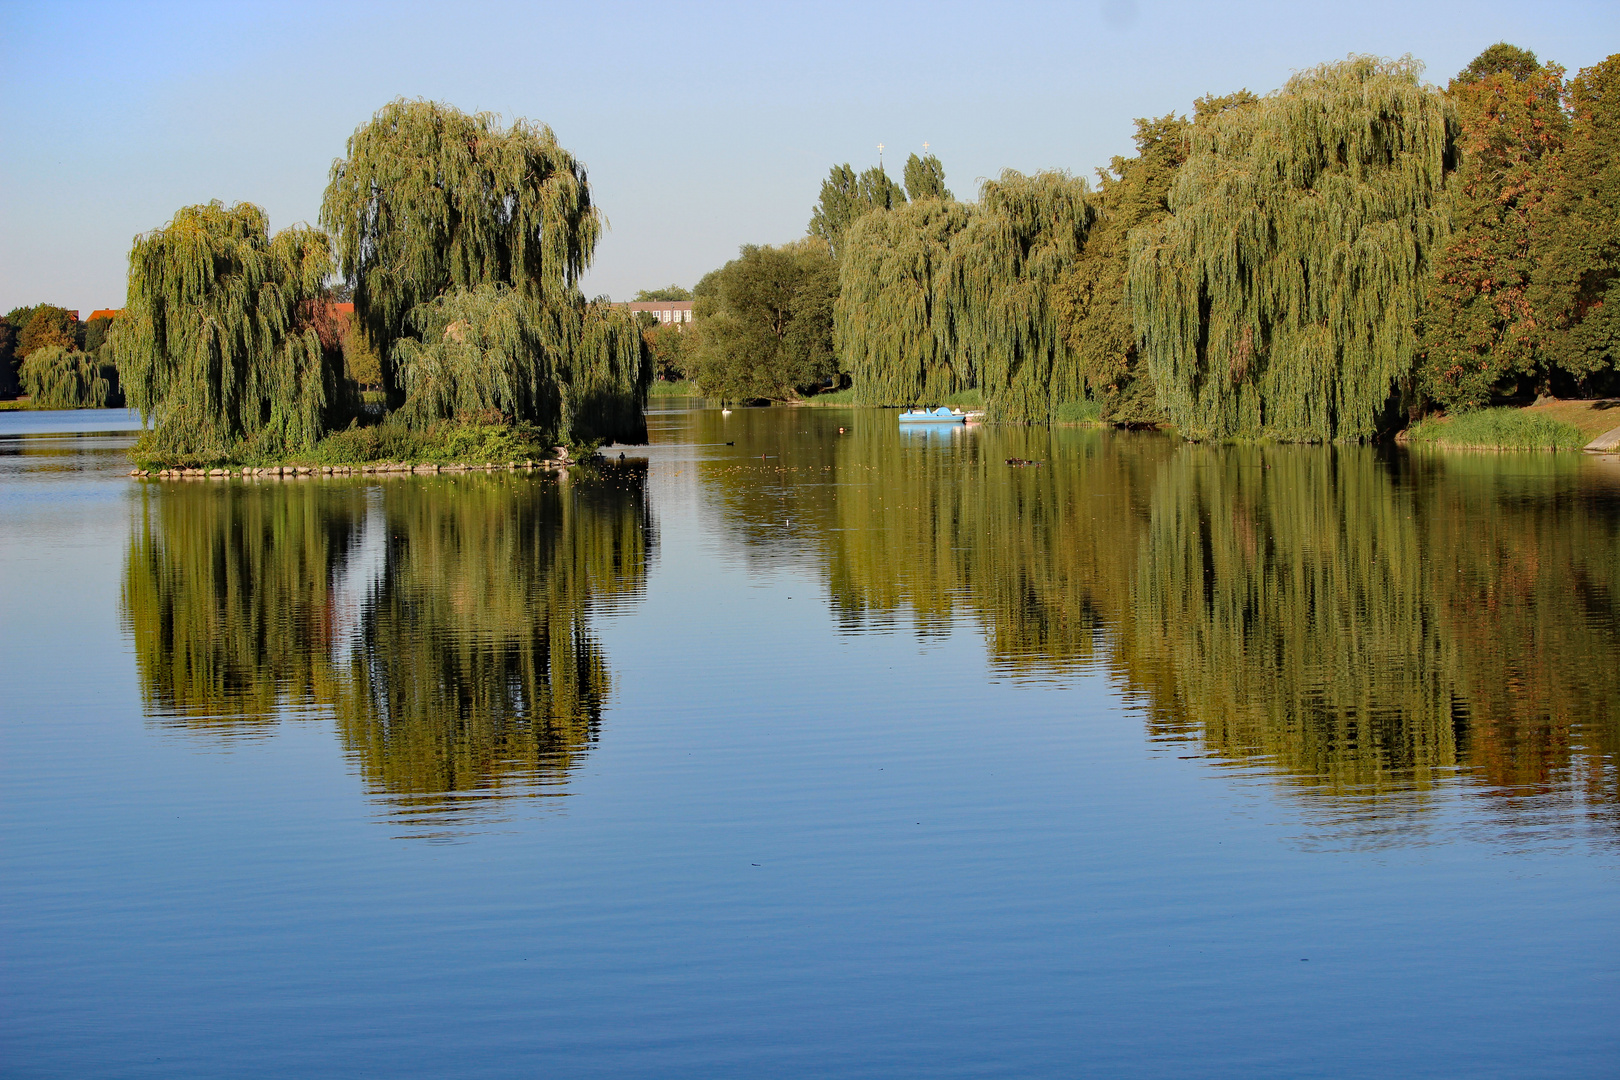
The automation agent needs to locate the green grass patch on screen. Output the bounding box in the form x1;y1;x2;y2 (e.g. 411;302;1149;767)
649;379;702;398
0;397;105;411
1054;398;1104;425
1407;407;1586;451
801;387;983;408
802;386;859;406
130;417;558;471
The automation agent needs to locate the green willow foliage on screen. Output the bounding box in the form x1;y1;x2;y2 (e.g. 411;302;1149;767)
321;99;648;442
836;198;975;405
116;201;342;456
1418;49;1569;407
836;170;1094;421
322;99;598;375
122;467;652;824
19;345;120;408
1130;57;1459;441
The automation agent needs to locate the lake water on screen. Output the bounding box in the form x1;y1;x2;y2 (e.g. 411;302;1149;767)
3;403;1617;1078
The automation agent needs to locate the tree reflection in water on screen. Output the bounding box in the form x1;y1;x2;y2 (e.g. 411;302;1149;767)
689;414;1620;842
122;465;653;833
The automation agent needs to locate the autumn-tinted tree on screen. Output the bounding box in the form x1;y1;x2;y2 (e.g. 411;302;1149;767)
1530;53;1620;395
644;322;690;381
18;305;80;358
690;240;839;400
115;201;343;457
1130;56;1457;442
1054;113;1189;423
1417;46;1568;408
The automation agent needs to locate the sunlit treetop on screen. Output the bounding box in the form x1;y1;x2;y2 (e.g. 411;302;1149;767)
320;99;602;378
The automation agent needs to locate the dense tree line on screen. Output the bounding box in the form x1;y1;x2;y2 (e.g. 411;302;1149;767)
715;47;1616;438
1;304;124;407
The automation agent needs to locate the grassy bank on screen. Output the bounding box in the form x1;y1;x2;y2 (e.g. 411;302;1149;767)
0;397;101;411
801;387;986;409
130;418;565;472
1054;398;1104;425
1519;397;1620;442
649;379;701;398
1406;406;1590;451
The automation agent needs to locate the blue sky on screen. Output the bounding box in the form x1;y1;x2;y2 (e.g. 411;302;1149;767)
3;0;1616;314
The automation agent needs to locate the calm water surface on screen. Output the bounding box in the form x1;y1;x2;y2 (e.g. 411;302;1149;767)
3;404;1617;1077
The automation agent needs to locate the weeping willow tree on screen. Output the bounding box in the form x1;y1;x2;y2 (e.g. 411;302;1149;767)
115;201;343;457
835;170;1093;420
836;198;975;404
391;285;561;429
321;98;648;443
1129;57;1458;442
962;171;1095;422
563;298;652;442
19;344;121;408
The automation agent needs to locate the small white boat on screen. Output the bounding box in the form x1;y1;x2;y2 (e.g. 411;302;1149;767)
898;407;967;425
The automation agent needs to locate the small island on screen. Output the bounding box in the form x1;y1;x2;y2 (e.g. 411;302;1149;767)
110;100;650;477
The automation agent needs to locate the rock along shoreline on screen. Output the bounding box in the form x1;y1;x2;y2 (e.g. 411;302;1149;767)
129;450;585;479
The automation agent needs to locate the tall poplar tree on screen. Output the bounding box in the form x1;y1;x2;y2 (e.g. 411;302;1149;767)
1130;56;1458;442
808;163;907;258
903;153;951;201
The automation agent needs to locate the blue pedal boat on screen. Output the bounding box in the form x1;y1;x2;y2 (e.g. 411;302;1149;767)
898;406;967;425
